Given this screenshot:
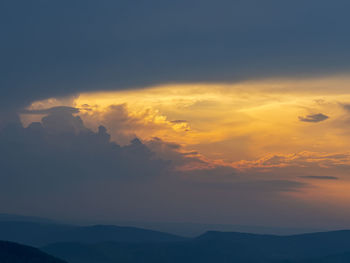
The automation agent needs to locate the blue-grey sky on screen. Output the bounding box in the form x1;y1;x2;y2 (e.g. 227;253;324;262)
2;1;350;228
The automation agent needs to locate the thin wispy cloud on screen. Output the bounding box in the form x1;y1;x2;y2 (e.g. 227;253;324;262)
298;113;329;123
299;176;339;180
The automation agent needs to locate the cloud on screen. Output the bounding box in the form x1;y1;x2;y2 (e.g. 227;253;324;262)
234;151;350;170
79;104;191;145
0;108;169;184
298;113;329;123
342;104;350;112
299;176;339;180
232;180;306;193
146;137;216;171
181;166;307;193
21;106;80;115
170;120;188;124
2;0;350;110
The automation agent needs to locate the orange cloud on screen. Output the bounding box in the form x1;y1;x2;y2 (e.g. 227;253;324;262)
233;151;350;170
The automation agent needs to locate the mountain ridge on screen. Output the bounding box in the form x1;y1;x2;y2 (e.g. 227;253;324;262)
0;221;186;247
0;240;67;263
42;229;350;263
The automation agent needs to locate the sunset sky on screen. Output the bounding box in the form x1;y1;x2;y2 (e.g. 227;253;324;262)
2;0;350;229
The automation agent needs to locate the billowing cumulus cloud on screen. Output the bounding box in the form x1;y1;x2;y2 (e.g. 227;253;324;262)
74;103;191;145
0;110;169;183
298;113;329;123
2;0;350;110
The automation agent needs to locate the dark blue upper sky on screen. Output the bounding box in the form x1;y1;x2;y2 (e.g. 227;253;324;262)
2;0;350;110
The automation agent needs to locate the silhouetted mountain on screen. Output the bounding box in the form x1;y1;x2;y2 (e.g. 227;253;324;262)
297;252;350;263
0;221;186;247
0;215;326;237
43;230;350;263
2;218;350;263
112;220;325;237
0;241;67;263
43;240;267;263
196;230;350;261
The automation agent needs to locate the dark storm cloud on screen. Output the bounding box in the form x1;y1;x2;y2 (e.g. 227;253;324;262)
2;0;350;109
298;113;329;123
299;175;339;180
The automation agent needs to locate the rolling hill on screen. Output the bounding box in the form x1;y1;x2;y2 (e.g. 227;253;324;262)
0;241;67;263
0;221;186;247
43;230;350;263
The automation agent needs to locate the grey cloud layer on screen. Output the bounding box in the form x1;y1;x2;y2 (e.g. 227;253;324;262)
2;0;350;109
299;176;339;180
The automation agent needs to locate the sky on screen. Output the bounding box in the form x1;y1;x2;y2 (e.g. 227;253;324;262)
2;0;350;229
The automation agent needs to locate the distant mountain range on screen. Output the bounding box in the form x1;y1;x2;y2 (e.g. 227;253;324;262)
1;215;350;262
0;213;325;237
43;230;350;263
0;221;185;247
110;220;326;237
